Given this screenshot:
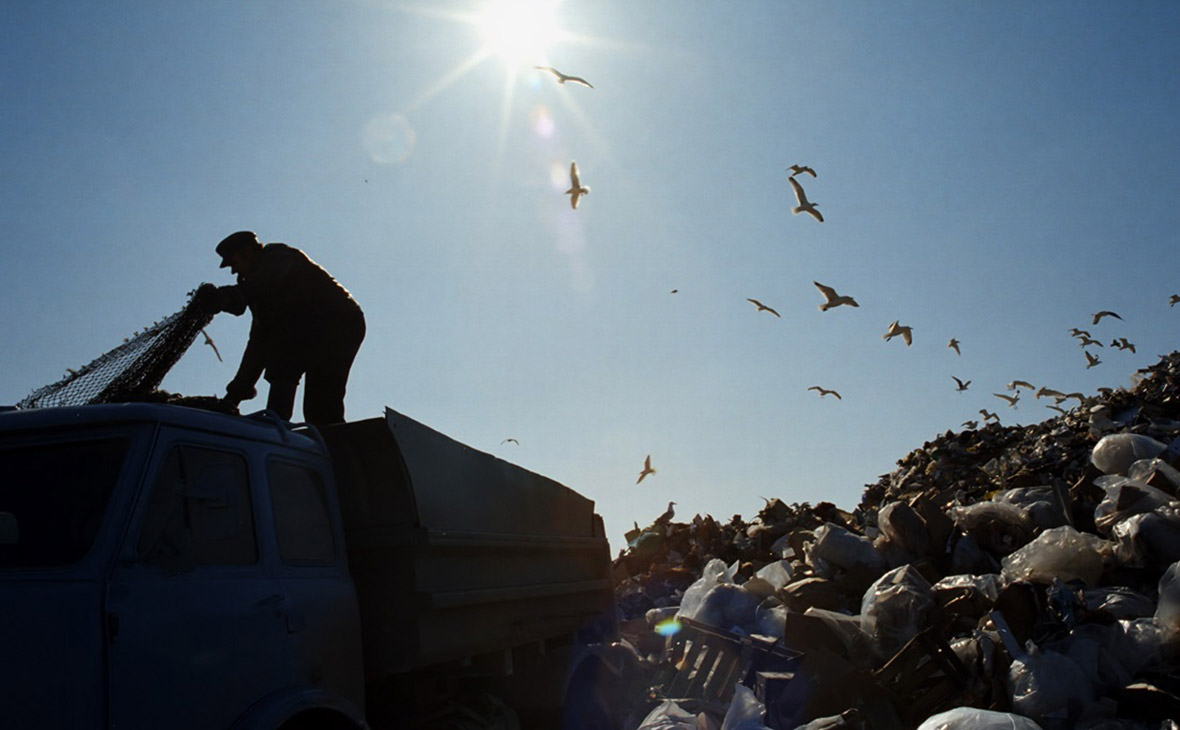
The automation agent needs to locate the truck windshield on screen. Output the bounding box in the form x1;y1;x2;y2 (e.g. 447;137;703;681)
0;438;129;569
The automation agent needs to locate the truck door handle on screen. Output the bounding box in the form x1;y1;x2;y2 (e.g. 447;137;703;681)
255;594;303;634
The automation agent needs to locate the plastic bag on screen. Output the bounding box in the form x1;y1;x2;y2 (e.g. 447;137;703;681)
677;558;736;621
993;486;1067;530
720;684;769;730
877;500;930;556
806;522;886;578
803;607;870;660
1128;457;1180;492
1081;586;1156;620
860;564;933;660
1007;644;1094;728
693;583;760;633
949;501;1033;557
1155;560;1180;637
755;559;793;591
1092;477;1176;536
1110;504;1180;568
754;602;786;639
1110;618;1167;677
1091;433;1167;475
916;706;1044;730
932;573;1002;603
636;700;699;730
1000;526;1109;587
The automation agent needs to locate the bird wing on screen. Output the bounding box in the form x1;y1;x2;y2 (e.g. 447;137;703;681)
535;65;559;77
569;162;580;188
569;190;581;209
901;328;912;346
567;75;593;88
813;281;838;301
788;176;808;206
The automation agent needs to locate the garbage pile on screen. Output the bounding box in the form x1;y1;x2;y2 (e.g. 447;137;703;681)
613;352;1180;730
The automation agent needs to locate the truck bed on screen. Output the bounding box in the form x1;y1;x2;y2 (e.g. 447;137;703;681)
322;408;615;678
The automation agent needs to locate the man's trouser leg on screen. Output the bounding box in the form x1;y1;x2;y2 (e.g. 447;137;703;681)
264;372;300;421
303;314;365;427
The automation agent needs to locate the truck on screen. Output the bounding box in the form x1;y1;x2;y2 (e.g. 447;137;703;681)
0;402;629;729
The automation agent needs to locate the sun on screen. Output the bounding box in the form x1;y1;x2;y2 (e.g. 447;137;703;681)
475;0;563;68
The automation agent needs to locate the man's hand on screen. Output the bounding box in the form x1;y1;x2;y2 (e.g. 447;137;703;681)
225;379;257;404
191;283;221;315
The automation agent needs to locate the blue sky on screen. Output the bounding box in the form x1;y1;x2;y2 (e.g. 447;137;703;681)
3;1;1179;550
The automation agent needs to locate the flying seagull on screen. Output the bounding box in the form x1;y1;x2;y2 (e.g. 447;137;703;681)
994;392;1020;408
883;320;913;346
808;386;842;399
1170;295;1180;307
1069;328;1092;338
948;338;961;355
1046;404;1069;415
813;281;858;311
500;438;519;445
788;164;817;178
1036;386;1066;400
961;420;979;430
200;328;222;362
788;177;823;222
1077;336;1103;348
1085;350;1102;369
1111;338;1136;353
534;66;594;88
980;409;999;423
747;298;781;317
566;161;590;209
1008;380;1035;391
637;455;657;484
952;376;970;392
1092;310;1123;325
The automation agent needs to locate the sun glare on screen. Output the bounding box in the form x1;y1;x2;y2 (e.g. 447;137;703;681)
476;0;562;67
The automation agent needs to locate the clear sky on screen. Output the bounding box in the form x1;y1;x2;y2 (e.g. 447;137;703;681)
3;1;1179;551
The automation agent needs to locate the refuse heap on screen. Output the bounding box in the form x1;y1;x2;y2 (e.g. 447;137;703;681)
612;352;1180;730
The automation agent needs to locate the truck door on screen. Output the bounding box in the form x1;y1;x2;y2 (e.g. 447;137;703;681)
106;438;290;730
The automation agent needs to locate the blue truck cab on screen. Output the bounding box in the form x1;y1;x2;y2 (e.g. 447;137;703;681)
0;403;617;729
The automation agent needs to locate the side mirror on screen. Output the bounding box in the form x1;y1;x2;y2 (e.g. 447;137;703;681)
0;512;19;545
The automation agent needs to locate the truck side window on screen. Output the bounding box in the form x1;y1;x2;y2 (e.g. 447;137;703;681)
268;461;335;564
137;446;257;569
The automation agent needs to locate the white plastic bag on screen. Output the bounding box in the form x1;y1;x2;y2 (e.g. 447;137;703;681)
860;564;933;660
807;522;886;577
636;700;699;730
720;684;769;730
1091;433;1167;475
916;706;1044;730
677;558;735;621
1155;560;1180;637
1007;645;1094;728
1000;526;1110;586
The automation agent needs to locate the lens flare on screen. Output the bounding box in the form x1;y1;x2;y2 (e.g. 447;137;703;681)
531;105;555;138
363;113;416;164
654;618;682;637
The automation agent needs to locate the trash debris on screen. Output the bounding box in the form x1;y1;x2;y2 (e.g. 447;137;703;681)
612;352;1180;730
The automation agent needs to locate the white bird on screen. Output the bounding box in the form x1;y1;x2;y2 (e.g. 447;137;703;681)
883;320;913;346
1008;380;1035;391
566;161;590;209
534;66;594;88
1077;336;1104;348
637;455;657;484
813;281;858;311
788;164;817;178
1086;350;1102;369
1069;328;1092;338
747;298;781;317
808;386;842;400
952;376;971;392
980;409;999;423
961;420;978;430
994;392;1020;408
788;177;823;222
1036;387;1066;400
1111;338;1136;353
200;328;222;362
655;501;676;525
948;338;961;355
1092;310;1123;325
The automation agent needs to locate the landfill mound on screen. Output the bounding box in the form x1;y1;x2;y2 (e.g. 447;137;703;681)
613;352;1180;730
17;287;214;409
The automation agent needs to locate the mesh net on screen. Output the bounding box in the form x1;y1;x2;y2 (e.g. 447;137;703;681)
18;287;218;410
